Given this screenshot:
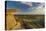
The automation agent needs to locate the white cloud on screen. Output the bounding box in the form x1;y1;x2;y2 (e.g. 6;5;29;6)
21;2;32;6
30;7;45;15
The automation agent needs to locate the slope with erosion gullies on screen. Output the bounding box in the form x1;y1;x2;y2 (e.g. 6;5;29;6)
14;15;44;29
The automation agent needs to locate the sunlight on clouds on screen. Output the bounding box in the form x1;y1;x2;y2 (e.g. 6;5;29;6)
30;7;44;15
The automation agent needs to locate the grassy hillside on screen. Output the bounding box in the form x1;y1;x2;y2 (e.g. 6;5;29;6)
6;9;44;30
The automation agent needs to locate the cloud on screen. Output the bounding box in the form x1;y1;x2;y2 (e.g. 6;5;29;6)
14;5;45;15
30;3;45;15
21;2;32;6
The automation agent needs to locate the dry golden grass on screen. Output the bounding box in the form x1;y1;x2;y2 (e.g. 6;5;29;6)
6;9;16;14
6;14;17;29
6;9;22;30
6;9;16;29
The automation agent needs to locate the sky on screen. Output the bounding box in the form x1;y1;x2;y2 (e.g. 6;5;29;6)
6;1;45;15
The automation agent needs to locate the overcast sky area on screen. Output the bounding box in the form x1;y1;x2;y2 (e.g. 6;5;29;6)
6;1;45;15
